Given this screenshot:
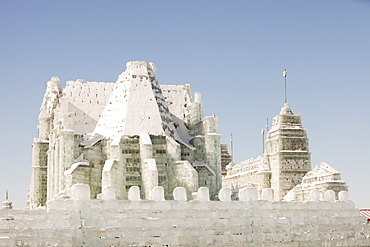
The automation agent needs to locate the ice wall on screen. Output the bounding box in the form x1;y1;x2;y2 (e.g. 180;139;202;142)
2;185;369;247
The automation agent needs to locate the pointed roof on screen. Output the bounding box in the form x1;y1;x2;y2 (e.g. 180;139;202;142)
269;103;303;131
305;162;340;177
279;103;293;115
93;61;187;145
302;162;341;183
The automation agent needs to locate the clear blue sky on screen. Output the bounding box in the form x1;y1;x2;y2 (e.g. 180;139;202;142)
0;0;369;208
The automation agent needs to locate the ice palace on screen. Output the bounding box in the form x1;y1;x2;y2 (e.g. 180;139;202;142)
1;61;369;246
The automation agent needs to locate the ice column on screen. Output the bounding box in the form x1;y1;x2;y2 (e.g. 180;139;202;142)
173;187;187;201
218;188;231;202
71;184;90;200
102;185;116;200
150;186;165;201
338;191;349;202
309;190;320;201
128;186;141;201
239;187;258;202
260;188;273;201
324;190;335;202
197;187;210;201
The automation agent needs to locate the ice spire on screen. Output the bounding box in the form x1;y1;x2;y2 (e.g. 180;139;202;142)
93;61;181;144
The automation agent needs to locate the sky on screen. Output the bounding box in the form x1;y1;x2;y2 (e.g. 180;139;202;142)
0;0;369;208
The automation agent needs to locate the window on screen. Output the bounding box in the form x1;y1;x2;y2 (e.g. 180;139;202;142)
126;167;140;172
126;158;140;164
122;149;140;154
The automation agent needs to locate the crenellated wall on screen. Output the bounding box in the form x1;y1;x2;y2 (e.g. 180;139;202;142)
2;185;369;247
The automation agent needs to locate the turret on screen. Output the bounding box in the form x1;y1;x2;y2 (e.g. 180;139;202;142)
186;92;204;135
266;103;311;200
38;77;62;140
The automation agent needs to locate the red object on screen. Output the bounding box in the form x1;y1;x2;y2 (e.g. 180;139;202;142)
360;209;370;223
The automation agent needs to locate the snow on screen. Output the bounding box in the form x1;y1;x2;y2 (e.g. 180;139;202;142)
102;159;117;172
139;132;152;145
64;161;89;175
303;162;340;180
80;133;104;148
193;161;216;176
279;103;293;115
93;61;191;148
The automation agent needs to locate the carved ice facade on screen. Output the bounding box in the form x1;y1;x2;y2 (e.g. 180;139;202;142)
223;103;348;201
28;61;222;208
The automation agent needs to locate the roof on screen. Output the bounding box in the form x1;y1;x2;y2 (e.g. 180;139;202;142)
93;61;190;147
80;133;104;148
64;160;89;175
279;103;294;115
193;161;216;176
360;209;370;223
302;162;341;183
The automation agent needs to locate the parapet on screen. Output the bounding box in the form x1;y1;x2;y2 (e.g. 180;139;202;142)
2;184;368;247
45;184;354;211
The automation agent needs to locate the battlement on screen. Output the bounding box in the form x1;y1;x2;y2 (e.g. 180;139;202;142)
2;184;369;246
47;183;352;207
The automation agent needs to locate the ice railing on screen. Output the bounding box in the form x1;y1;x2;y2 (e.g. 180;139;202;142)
61;183;349;203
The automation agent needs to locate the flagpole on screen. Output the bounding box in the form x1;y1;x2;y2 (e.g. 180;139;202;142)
230;133;234;163
283;70;288;104
265;118;269;153
261;128;265;154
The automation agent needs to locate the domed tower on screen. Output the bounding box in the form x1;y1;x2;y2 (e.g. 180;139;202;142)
266;103;311;201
